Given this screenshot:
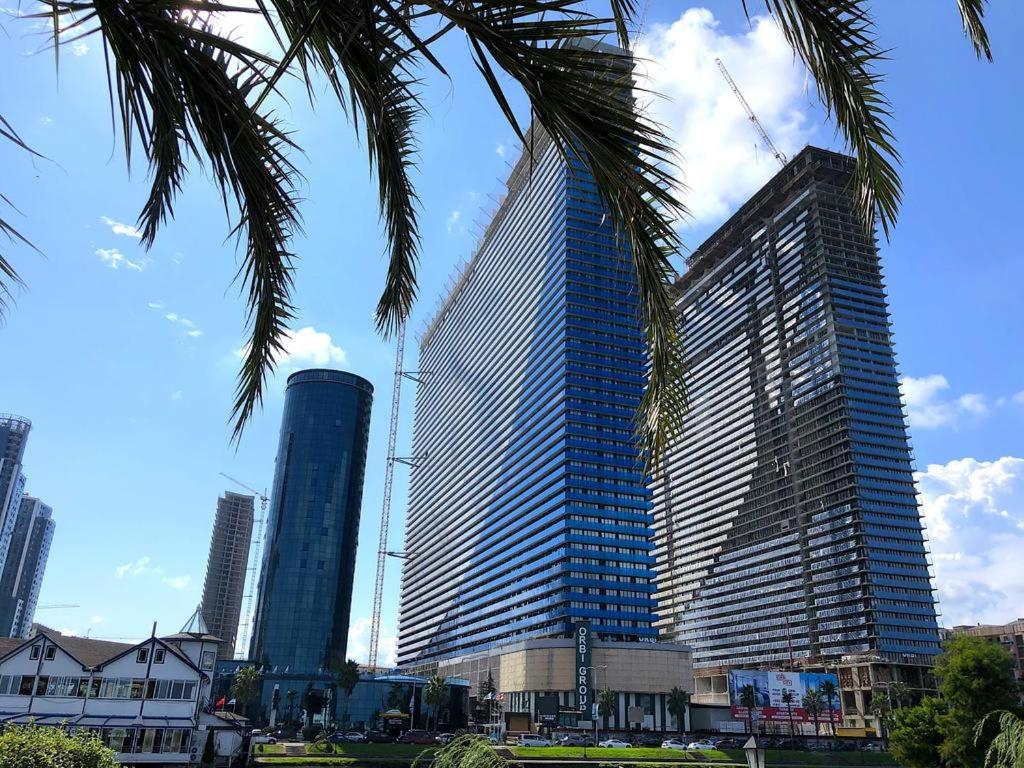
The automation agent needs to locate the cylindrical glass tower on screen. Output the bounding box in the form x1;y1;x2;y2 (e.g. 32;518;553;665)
249;369;373;685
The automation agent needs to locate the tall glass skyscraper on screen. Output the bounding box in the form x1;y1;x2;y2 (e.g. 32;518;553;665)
397;119;657;669
249;370;373;698
652;147;940;673
0;496;55;637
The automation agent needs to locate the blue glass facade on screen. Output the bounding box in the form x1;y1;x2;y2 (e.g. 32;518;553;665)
652;147;941;670
397;123;657;669
250;369;373;684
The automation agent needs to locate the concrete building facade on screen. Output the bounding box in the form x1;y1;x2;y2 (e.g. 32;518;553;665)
201;492;254;660
0;496;55;637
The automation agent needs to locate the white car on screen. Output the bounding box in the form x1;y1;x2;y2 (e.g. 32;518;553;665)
661;738;688;750
517;734;551;747
598;738;632;748
688;740;717;750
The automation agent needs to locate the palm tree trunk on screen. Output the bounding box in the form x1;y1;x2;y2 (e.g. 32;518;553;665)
788;704;795;740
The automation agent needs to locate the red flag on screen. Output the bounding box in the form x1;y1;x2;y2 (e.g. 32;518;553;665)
216;697;226;709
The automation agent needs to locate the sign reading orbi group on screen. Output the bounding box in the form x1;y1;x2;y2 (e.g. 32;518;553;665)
575;620;592;715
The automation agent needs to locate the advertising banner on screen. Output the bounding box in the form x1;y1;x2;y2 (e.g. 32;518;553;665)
729;670;841;723
575;621;592;716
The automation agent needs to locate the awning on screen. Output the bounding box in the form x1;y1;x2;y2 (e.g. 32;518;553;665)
3;713;81;725
71;715;195;728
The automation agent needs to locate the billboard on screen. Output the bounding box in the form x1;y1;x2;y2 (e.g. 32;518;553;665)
729;670;841;723
575;621;592;716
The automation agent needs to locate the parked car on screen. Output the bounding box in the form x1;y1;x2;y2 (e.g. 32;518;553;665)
661;738;688;750
397;730;436;745
364;731;394;743
688;740;717;750
558;734;594;747
326;733;348;745
436;733;456;745
517;734;552;747
250;730;277;745
343;732;367;743
632;733;665;747
485;732;501;745
598;738;632;748
714;738;742;749
861;742;884;752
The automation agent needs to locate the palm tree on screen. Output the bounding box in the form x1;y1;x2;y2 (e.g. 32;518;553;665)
231;666;261;716
818;680;839;737
1;1;994;465
597;687;616;735
335;659;361;728
424;675;449;733
977;711;1024;768
781;689;797;741
285;689;298;724
739;684;759;735
802;690;824;739
888;681;910;710
868;691;891;749
666;687;690;735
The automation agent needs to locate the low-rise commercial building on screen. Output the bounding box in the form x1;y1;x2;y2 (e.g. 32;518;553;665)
429;637;693;733
0;609;246;764
946;620;1024;691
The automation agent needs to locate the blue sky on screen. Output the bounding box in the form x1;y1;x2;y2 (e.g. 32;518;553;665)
0;2;1021;659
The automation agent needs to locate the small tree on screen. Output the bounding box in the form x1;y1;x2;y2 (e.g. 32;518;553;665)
285;689;298;723
666;687;690;735
818;679;839;736
597;687;616;734
336;659;361;727
201;729;216;766
977;711;1024;768
0;725;119;768
781;688;797;741
888;681;910;710
802;690;823;738
425;675;449;732
739;684;758;735
889;696;946;768
231;666;261;716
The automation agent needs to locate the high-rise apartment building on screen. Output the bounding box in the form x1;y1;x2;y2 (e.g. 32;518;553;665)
0;415;31;574
201;492;254;660
652;147;940;677
0;496;55;637
249;369;372;716
397;116;658;669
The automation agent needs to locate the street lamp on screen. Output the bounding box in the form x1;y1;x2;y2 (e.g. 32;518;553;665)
582;664;607;759
743;735;766;768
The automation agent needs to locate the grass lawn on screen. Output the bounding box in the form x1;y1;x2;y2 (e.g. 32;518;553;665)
305;744;437;758
254;759;361;765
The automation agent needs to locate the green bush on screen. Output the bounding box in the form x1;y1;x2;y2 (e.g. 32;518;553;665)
0;725;119;768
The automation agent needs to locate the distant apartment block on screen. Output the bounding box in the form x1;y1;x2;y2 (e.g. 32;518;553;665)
652;147;941;673
0;496;55;637
0;415;31;574
201;492;254;660
947;619;1024;688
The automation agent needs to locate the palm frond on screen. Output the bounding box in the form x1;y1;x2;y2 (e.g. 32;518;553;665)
40;0;301;440
957;0;993;61
756;0;900;238
420;2;687;462
0;115;45;320
257;0;422;338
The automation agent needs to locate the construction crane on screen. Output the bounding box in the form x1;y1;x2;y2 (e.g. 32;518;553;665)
219;472;269;659
715;57;787;168
368;322;408;672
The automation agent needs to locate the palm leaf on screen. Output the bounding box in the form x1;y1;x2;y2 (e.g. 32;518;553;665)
0;116;45;320
957;0;993;61
753;0;900;238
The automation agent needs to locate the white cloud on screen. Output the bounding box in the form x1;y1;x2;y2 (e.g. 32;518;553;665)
237;326;346;368
95;247;145;271
634;9;815;228
147;300;164;309
39;116;52;126
154;308;203;338
90;615;104;624
495;143;507;159
446;209;463;234
171;390;183;401
71;41;89;57
100;216;143;238
917;456;1024;626
161;575;192;590
116;556;150;578
900;374;989;430
347;616;397;668
1012;391;1024;405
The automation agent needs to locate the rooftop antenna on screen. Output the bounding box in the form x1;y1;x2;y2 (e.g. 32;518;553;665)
715;57;787;167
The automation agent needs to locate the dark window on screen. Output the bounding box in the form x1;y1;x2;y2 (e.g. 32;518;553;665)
19;676;34;695
29;646;40;660
136;648;149;664
154;648;165;664
44;646;56;660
